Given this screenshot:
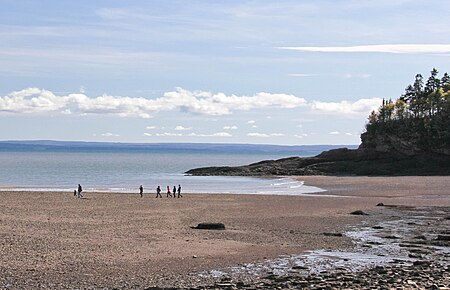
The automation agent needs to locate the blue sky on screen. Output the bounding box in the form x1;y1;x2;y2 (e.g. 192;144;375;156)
1;0;449;145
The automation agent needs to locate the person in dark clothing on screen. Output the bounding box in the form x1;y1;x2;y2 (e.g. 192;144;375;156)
77;184;83;198
173;186;176;198
156;186;162;198
73;190;77;197
139;185;143;197
166;186;172;198
177;184;182;198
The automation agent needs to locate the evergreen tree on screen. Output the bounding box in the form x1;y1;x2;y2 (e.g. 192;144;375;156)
365;69;449;154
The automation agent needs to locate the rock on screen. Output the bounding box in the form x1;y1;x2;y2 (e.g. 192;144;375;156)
191;223;225;230
372;226;384;229
322;232;343;237
292;265;308;270
413;260;431;267
376;203;384;206
382;235;400;239
436;235;450;241
192;255;197;258
350;210;369;216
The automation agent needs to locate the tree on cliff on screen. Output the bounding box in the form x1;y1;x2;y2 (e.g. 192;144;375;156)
364;69;450;154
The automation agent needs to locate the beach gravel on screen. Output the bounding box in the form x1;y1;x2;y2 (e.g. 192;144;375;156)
0;176;449;289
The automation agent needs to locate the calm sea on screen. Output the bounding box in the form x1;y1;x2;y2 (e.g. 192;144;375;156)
0;148;326;195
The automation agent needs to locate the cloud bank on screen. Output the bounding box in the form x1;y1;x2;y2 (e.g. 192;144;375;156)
279;44;450;54
0;87;381;118
0;87;306;118
310;98;382;115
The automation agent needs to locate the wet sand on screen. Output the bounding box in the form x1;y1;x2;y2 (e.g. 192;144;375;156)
0;176;449;288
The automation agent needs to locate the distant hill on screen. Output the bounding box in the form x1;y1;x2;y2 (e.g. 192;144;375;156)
0;140;357;156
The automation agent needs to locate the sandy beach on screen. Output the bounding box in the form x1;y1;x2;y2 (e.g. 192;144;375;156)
1;176;449;289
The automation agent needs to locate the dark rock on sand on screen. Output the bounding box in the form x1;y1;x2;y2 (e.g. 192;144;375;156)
376;203;385;206
350;210;369;216
322;232;343;237
436;235;450;241
192;223;226;230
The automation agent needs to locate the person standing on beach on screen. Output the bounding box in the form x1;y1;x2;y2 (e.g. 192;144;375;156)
177;184;182;198
156;186;162;198
166;185;172;198
139;185;143;197
77;184;83;198
173;186;177;198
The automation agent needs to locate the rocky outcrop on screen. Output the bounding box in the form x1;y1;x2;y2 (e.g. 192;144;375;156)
359;131;450;156
186;147;450;176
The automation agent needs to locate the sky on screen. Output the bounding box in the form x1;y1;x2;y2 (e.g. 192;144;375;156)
1;0;449;145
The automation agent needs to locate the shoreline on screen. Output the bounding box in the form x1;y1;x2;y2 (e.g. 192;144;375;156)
1;176;449;288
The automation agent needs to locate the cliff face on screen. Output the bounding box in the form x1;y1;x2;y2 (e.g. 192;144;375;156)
359;132;450;157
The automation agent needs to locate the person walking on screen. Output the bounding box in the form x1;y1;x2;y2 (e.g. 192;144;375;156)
177;184;182;198
139;185;144;197
156;186;162;198
173;186;177;198
77;184;83;198
166;186;172;198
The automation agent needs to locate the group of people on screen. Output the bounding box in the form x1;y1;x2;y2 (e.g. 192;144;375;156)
154;184;182;198
73;184;183;199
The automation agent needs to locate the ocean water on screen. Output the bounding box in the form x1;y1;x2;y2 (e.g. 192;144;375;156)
0;150;325;195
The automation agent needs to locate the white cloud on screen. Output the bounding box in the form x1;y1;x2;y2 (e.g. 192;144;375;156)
0;87;381;120
270;133;284;136
100;132;120;137
156;132;182;137
329;131;340;135
296;124;303;128
345;132;353;136
310;98;382;115
247;133;269;137
223;125;238;130
143;133;152;136
188;132;232;137
174;125;191;131
0;87;307;117
211;132;232;137
146;126;156;130
279;44;450;54
251;125;258;128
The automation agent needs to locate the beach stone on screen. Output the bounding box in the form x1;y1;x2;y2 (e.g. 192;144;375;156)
436;235;450;241
376;203;385;206
413;260;431;267
192;223;225;230
383;235;400;239
350;210;369;216
322;232;343;237
292;265;308;270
